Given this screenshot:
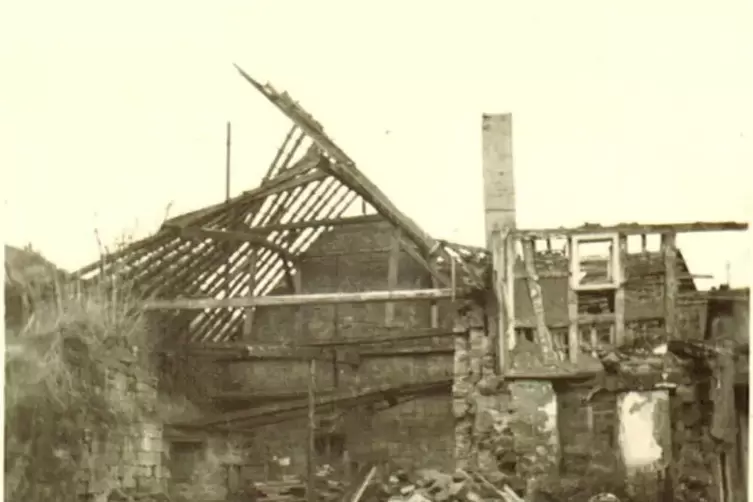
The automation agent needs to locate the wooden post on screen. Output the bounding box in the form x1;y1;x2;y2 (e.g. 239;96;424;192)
641;234;648;253
307;358;316;502
567;238;579;363
492;230;508;373
521;239;557;364
243;248;258;338
505;235;516;352
385;227;401;325
662;233;678;338
615;235;627;346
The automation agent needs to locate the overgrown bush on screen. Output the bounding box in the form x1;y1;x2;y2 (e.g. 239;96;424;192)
4;278;156;501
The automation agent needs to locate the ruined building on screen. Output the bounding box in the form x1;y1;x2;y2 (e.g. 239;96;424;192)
70;69;749;501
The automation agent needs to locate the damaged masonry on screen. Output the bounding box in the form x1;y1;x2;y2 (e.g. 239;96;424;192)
65;68;748;502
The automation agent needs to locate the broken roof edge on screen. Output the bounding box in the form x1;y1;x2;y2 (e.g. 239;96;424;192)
233;64;439;256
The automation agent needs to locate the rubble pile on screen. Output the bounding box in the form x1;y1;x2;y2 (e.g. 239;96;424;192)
242;465;622;502
356;468;528;502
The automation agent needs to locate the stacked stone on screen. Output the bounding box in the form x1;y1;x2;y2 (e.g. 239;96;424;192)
452;305;511;477
77;368;167;501
452;304;561;490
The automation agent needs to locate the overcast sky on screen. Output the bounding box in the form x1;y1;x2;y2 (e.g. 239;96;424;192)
2;1;751;288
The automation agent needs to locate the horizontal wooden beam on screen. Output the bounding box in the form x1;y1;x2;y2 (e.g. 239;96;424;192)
174;378;451;429
303;328;462;347
169;226;297;263
248;214;383;233
173;343;360;366
360;347;453;358
143;287;467;310
515;221;747;239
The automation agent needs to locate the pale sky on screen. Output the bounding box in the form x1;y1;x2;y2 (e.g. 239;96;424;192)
2;1;752;288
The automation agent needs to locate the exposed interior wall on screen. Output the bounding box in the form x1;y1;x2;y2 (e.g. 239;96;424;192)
222;219;458;478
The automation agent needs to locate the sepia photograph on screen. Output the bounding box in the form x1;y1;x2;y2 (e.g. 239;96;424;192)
2;2;751;502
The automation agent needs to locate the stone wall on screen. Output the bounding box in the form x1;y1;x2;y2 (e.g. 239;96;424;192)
223;219;459;479
78;366;167;501
452;305;560;492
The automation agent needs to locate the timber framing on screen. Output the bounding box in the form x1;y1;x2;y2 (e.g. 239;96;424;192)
514;220;747;239
75;67;483;344
492;219;749;376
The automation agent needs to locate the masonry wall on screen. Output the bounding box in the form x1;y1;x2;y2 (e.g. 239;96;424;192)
78;367;167;501
225;219;458;478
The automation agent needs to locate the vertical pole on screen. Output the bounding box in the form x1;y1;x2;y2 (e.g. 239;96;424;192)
505;234;516;352
385;227;401;325
307;358;317;502
662;233;678;338
225;121;232;202
243;249;257;338
567;238;579;363
615;235;627;346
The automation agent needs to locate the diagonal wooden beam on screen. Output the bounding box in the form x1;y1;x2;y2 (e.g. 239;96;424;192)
521;239;558;365
234;65;438;256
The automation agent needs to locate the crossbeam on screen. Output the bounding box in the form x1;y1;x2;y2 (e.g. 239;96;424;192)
515;221;747;239
248;214;383;233
143;287;466;310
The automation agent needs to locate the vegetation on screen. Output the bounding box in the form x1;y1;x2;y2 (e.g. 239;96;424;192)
4;267;156;501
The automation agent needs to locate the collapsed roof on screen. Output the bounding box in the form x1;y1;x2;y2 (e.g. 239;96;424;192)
73;66;486;343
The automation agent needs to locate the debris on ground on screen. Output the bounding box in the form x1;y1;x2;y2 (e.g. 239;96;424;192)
240;464;622;502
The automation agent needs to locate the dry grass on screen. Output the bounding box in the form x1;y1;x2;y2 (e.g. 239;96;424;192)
4;277;156;502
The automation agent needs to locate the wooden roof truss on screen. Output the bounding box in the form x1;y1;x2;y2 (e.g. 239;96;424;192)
74;67;483;344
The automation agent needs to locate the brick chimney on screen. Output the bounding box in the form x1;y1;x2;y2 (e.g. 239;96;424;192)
482;114;517;248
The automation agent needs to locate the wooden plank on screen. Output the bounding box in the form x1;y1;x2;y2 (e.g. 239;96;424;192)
196;344;359;366
176;378;452;429
521;239;557;364
170;227;297;261
242;249;258;338
662;233;678;338
385;227;401;325
515;221;747;239
302;328;461;347
263;125;298;183
144;287;465;310
249;214;383;233
401;239;451;287
234;65;438;255
615;235;627;346
567;237;579;363
360;347;453;358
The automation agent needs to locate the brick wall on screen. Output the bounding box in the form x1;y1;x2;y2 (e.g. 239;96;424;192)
224;219;458;478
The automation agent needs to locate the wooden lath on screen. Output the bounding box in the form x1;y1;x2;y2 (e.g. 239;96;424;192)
74;70;490;344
